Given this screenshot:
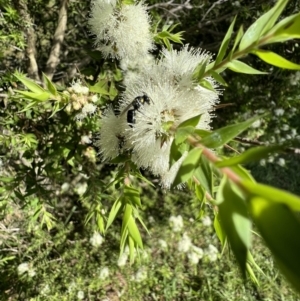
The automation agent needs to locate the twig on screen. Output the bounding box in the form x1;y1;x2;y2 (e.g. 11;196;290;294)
234;137;300;154
45;0;69;80
13;0;40;81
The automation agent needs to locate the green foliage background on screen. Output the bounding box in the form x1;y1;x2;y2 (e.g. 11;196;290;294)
1;0;300;300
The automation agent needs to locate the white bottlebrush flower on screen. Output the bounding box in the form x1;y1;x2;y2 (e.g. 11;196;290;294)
169;215;184;232
178;232;192;253
251;119;261;128
91;94;98;103
68;281;77;293
188;245;204;265
201;216;212;227
90;232;104;247
118;46;219;185
82;103;97;116
89;1;153;60
96;107;125;161
117;252;128;267
277;158;286;167
188;252;200;265
158;239;168;250
77;290;85;300
206;244;218;262
28;268;36;277
71;81;89;95
97;46;218;187
134;267;147;282
41;284;51;295
81;135;92;144
17;262;29;275
274;108;284;116
99;267;110;280
75;182;88;195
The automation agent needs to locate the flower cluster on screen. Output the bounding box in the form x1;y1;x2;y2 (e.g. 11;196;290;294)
89;0;154;60
17;262;36;277
98;46;219;187
64;80;98;120
169;215;184;232
177;233;218;264
90;231;104;247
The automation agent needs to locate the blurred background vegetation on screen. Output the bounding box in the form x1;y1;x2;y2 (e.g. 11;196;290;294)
0;0;300;300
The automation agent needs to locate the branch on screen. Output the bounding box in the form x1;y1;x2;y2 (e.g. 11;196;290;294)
234;137;300;155
45;0;69;80
13;0;40;81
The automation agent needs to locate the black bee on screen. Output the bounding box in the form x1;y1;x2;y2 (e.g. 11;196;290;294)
120;93;152;126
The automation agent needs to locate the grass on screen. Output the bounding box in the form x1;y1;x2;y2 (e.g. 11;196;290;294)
1;184;300;301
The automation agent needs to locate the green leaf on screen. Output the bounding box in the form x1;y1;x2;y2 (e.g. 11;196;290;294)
43;73;58;96
200;115;264;148
242;181;300;211
0;176;15;183
199;79;216;91
128;236;136;264
209;71;227;86
250;197;300;292
15;91;51;101
193;155;213;196
88;80;110;95
193;58;209;82
230;25;244;59
239;0;288;50
217;177;251;276
14;74;45;93
124;186;141;207
251;49;300;70
214;211;227;247
178;114;202;129
215;16;236;65
127;215;143;248
265;13;300;44
172;148;203;187
48;101;64;119
227;60;267;74
215;144;283;167
170;138;185;162
175;126;195;145
246;262;259;286
96;213;105;234
230;165;255;182
106;197;123;230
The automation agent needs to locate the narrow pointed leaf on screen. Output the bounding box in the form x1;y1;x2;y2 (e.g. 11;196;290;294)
230;25;244;58
227;60;267;74
16;91;51;101
200;115;264;148
215;144;283;167
215;16;236;65
239;0;288;50
127;216;143;248
14;74;45;93
193;155;213;196
209;71;227;86
242;181;300;211
217;177;251;277
214;212;227;247
43;73;58;96
265;13;300;44
172;148;203;187
250;197;300;292
252;49;300;70
106;197;123;230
